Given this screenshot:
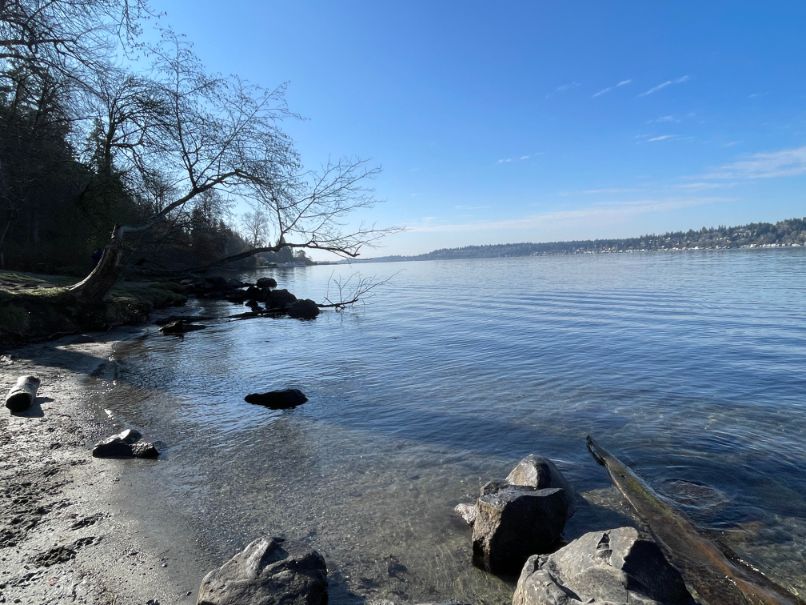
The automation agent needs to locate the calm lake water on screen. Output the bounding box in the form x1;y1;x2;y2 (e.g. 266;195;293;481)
91;249;806;603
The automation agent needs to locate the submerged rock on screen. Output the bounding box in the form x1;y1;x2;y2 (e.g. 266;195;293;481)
454;503;477;525
197;536;327;605
472;486;569;575
512;527;693;605
244;389;308;409
159;319;206;335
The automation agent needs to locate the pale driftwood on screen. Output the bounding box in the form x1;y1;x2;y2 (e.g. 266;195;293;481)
586;435;804;605
5;375;41;413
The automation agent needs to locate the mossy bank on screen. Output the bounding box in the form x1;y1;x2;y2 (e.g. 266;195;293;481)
0;271;187;346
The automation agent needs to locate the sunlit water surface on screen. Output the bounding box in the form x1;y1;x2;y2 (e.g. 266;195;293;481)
91;250;806;603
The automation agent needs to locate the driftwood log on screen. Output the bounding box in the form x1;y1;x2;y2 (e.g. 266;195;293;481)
5;375;41;413
586;435;804;605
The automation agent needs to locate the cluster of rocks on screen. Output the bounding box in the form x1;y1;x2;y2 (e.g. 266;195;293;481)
458;455;576;575
191;453;694;605
92;428;159;459
454;454;694;605
179;275;320;320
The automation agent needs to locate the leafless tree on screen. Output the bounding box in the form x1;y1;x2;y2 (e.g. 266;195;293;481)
241;208;268;248
67;35;395;302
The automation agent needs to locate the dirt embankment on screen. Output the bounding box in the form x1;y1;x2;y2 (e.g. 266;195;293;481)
0;334;199;605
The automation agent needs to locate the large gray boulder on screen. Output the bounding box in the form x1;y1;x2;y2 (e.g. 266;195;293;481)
506;455;576;518
197;536;327;605
512;527;693;605
472;486;569;575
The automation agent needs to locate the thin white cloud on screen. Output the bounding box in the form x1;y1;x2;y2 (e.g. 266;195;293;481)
703;146;806;180
648;114;680;124
496;154;532;165
647;134;679;143
593;79;632;98
407;197;729;234
546;81;580;99
638;75;690;97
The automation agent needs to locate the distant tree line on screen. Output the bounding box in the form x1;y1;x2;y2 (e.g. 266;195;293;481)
368;217;806;263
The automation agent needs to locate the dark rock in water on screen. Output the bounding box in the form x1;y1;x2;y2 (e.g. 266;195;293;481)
506;454;576;518
256;277;278;290
512;527;693;605
472;486;569;575
226;278;243;290
287;299;320;320
264;288;297;310
245;285;261;298
245;389;308;409
197;536;327;605
92;430;159;459
160;319;206;335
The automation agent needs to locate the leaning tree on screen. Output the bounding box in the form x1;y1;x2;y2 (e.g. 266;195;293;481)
67;34;391;303
2;1;392;303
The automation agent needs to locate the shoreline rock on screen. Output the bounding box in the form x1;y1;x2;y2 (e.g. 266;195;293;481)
197;536;327;605
512;527;694;605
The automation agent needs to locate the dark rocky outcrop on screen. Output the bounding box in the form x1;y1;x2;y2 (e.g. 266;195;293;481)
287;299;320;320
472;486;569;575
196;536;327;605
265;288;297;310
512;527;694;605
245;389;308;409
92;429;159;459
256;277;278;290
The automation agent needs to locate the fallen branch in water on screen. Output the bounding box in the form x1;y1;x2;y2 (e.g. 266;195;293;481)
586;435;804;605
317;272;395;310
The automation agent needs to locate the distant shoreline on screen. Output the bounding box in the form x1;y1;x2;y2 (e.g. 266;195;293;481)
353;216;805;264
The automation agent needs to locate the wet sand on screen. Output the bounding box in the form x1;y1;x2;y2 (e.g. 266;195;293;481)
0;329;205;605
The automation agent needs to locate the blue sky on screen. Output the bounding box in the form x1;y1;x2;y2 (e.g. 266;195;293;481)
160;1;806;256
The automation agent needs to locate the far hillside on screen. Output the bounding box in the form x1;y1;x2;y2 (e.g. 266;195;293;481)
360;217;806;263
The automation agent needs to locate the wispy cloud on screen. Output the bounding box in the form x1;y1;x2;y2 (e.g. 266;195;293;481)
407;197;729;234
638;75;690;97
496;154;533;165
703;146;806;180
546;81;580;99
592;78;632;98
647;134;679;143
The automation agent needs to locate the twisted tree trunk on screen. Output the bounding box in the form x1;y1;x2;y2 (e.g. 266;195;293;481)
67;225;125;303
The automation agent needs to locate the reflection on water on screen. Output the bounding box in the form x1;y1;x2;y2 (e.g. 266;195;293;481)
92;250;806;602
